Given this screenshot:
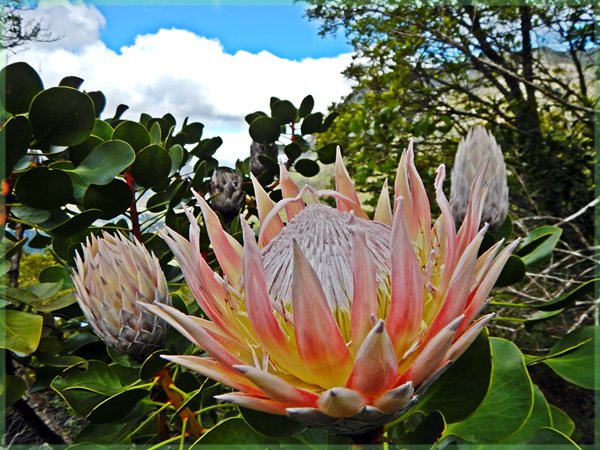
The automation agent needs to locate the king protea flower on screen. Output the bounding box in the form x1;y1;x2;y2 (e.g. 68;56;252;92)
450;125;509;230
72;232;172;358
143;143;518;434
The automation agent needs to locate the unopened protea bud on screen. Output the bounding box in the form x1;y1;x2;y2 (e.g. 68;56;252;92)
450;125;509;230
72;232;172;359
250;140;278;177
209;167;245;226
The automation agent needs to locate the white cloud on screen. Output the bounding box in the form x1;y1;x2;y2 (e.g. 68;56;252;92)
10;1;354;166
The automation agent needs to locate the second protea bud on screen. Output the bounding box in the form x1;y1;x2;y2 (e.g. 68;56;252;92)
209;167;245;227
72;231;172;359
450;125;509;230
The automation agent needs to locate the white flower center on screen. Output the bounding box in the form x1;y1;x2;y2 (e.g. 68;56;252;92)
262;204;391;311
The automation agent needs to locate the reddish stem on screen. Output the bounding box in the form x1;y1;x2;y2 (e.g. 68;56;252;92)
124;170;142;240
156;368;205;439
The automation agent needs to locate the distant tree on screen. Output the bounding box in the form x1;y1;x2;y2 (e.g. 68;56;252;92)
305;0;595;226
1;0;57;51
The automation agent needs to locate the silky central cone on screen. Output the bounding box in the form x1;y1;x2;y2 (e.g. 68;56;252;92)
149;143;519;435
262;204;391;313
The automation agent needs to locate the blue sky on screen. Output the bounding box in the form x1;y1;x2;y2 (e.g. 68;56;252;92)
15;1;355;165
94;3;352;59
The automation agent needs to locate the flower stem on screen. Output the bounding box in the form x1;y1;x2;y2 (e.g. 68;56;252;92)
124;169;142;240
156;368;205;440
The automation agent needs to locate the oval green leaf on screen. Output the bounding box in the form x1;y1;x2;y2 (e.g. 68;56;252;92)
14;167;73;210
317;143;339;164
301;112;324;135
29;87;95;146
84;179;131;219
0;62;43;115
3;115;33;173
271;99;297;125
249;116;280;144
446;338;534;443
516;225;562;268
47;209;103;238
298;95;314;118
294;158;320;177
284;142;302;161
0;310;43;354
543;326;597;390
112;120;150;152
416;330;491;423
495;254;526;287
91;119;113;141
131;144;171;188
72;140;136;185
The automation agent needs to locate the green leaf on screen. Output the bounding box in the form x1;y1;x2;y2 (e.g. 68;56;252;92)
131;144;171;188
416;330;491;423
87;388;149;423
3;375;27;405
300;112;324;134
0;62;44;115
68;135;103;167
549;404;575;437
390;410;446;445
249;116;280;144
195;417;276;447
271;99;297;125
298;95;314;118
240;408;306;439
529;278;597;311
192;137;223;157
500;385;552;443
0;310;43;354
139;350;168;381
47;209;103;238
494;255;526;287
294;159;320;177
527;427;580;446
33;292;78;313
83;179;131;220
59;76;84;89
316;143;339;164
14;167;73;210
516;225;562;267
112;120;150;152
75;401;153;444
87;91;106;117
3;115;33;173
28;280;64;299
322;111;339;130
29;87;95;146
542;326;598;390
148;121;162;144
72;140;136;185
284;142;302;161
446;338;534;443
168;144;184;176
52;360;138;398
111;104;129;121
182;122;204;142
91;119;113;141
245;111;267;125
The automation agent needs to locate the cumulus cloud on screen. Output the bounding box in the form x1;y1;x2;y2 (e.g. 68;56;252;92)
10;1;354;165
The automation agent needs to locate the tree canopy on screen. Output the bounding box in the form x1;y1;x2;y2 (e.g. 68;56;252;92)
305;0;595;226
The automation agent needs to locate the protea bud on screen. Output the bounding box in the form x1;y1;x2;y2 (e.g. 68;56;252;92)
209;167;245;226
71;231;171;359
250;140;278;177
450;125;509;230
